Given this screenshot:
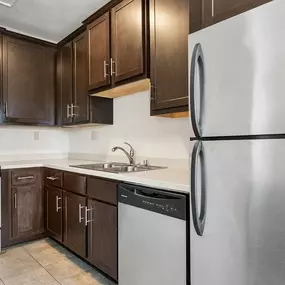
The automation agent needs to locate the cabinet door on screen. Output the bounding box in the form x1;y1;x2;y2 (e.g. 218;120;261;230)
88;13;110;90
195;0;272;30
57;42;73;125
88;199;117;280
11;185;44;239
45;186;63;242
73;33;89;124
63;191;86;258
0;34;3;124
2;36;55;125
150;0;189;112
111;0;144;83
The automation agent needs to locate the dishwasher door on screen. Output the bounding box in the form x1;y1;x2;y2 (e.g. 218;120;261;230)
118;184;187;285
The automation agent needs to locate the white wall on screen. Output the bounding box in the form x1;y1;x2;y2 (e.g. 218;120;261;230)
69;91;193;160
0;91;193;161
0;126;69;159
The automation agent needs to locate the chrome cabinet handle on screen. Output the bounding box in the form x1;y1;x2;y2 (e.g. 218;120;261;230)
14;193;17;209
17;176;34;180
190;43;204;138
110;58;116;76
67;105;72;118
72;105;79;117
56;196;62;212
85;207;93;226
191;141;207;236
46;176;59;181
79;204;85;223
212;0;215;17
70;104;74;117
104;60;109;78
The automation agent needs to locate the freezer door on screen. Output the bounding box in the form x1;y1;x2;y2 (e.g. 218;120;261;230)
189;0;285;137
190;139;285;285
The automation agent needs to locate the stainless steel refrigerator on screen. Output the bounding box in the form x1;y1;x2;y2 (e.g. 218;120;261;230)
189;1;285;284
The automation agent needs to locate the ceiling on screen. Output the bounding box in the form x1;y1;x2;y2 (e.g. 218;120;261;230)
0;0;110;43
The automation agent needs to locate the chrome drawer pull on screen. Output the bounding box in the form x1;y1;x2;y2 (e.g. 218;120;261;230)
17;176;34;180
47;176;59;181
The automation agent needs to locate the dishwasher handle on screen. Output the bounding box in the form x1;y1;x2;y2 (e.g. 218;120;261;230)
118;184;187;220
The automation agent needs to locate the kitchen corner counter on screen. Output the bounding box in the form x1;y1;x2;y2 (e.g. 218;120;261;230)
0;159;190;194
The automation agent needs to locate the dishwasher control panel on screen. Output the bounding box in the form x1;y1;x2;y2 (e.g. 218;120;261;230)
142;200;180;215
119;184;187;220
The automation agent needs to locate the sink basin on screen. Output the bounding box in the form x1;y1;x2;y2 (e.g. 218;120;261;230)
71;162;167;173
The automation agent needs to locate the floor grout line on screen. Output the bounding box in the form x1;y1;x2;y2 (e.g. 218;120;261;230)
23;242;62;285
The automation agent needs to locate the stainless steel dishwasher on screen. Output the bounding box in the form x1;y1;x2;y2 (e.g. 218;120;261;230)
118;183;187;285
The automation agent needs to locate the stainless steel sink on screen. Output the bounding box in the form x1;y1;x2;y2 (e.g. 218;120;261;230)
71;162;167;174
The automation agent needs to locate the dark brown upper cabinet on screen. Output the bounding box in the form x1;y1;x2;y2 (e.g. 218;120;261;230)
190;0;272;33
88;12;111;90
57;42;73;125
57;33;113;127
63;191;86;258
111;0;144;83
150;0;189;115
2;36;56;125
0;34;3;124
73;33;89;124
87;0;147;94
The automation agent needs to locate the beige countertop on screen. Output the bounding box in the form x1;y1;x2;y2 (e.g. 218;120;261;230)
0;159;190;194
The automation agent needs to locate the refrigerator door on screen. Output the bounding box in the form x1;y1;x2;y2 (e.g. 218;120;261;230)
190;139;285;285
189;0;285;137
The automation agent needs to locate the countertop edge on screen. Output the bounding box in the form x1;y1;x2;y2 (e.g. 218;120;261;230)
0;161;190;194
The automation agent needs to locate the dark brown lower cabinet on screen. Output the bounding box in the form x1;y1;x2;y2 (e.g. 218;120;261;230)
87;199;118;280
63;191;86;257
2;168;44;248
11;184;44;240
45;186;63;242
43;169;118;281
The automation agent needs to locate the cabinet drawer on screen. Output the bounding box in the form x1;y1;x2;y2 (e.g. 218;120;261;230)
11;168;41;186
44;169;63;188
87;177;117;205
63;172;86;195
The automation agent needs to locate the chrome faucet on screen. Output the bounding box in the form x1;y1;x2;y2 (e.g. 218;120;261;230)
112;142;135;165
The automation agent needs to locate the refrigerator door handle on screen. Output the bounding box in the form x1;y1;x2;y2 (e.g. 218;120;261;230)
190;43;205;138
191;141;207;236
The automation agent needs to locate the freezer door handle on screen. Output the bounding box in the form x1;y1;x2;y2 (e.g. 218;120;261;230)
191;141;207;236
190;43;204;138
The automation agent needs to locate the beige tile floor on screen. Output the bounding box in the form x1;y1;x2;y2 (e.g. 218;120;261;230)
0;239;115;285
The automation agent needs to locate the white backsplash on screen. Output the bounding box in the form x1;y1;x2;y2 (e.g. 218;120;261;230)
69;91;193;164
0;126;69;161
0;91;193;166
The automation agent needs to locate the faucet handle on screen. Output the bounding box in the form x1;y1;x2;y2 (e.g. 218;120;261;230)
124;142;135;158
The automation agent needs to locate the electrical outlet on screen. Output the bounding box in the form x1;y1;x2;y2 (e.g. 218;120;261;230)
91;131;97;141
33;131;40;141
